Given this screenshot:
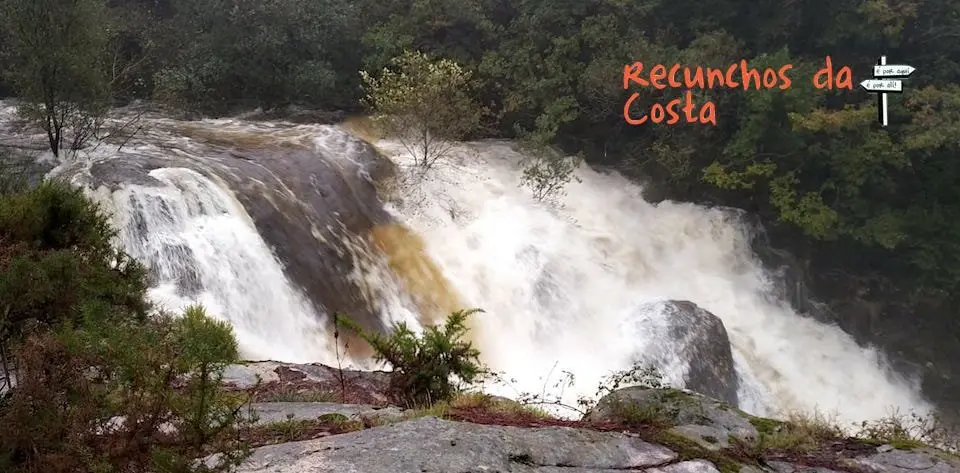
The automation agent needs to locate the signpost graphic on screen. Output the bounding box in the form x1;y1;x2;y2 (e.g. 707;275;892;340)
860;56;916;126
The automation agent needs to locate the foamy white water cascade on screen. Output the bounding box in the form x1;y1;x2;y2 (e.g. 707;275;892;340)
1;99;927;426
374;138;929;424
85;166;337;364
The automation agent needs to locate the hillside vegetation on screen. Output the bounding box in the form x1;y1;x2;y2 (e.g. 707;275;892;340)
1;0;959;435
2;0;957;296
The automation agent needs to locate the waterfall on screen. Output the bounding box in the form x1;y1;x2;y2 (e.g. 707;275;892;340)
5;102;926;425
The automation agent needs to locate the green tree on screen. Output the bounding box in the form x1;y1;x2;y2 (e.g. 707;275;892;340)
358;0;497;72
154;0;362;114
0;180;150;343
515;97;584;201
0;0;113;156
361;50;484;170
0;306;251;473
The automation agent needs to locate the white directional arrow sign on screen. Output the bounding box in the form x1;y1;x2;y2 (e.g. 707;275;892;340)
873;64;916;77
866;56;915;127
861;79;903;92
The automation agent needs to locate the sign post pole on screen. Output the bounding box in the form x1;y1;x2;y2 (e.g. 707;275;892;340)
860;57;916;127
879;56;888;126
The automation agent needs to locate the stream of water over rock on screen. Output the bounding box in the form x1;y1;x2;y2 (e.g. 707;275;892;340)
0;103;931;424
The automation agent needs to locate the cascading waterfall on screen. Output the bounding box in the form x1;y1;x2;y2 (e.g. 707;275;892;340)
3;101;928;426
86;167;338;364
374;138;930;424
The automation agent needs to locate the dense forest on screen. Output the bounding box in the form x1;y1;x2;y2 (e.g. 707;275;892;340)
1;0;960;408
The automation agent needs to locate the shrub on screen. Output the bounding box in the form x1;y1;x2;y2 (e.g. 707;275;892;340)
338;309;484;407
0;180;253;472
0;180;149;334
519;150;583;202
0;305;251;473
855;409;960;452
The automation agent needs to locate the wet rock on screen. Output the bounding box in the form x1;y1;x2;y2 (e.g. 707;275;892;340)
665;300;739;406
851;448;960;473
88;157;166;188
222;361;394;405
0;148;55;189
249;106;346;125
629;300;739;406
212;143;397;338
765;461;844;473
749;237;818;317
246;402;403;425
222;416;679;473
152;241;203;296
585;386;757;444
751;235;960;428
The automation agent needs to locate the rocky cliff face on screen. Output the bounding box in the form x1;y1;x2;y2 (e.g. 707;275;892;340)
751;232;960;425
216;361;959;473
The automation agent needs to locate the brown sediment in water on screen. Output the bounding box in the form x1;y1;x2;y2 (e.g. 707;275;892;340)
368;224;494;357
370;224;464;325
341;116;382;145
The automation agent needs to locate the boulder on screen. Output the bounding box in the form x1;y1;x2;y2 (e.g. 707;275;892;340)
586;386;758;449
628;300;739;406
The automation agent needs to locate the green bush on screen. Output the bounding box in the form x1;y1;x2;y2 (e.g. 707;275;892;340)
0;180;149;340
0;180;253;472
0;305;251;473
338;309;484;407
0;180;114;253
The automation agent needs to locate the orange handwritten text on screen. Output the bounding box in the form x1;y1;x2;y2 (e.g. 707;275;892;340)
624;91;716;125
812;56;853;90
622;60;794;126
622;58;850;126
623;60;794;91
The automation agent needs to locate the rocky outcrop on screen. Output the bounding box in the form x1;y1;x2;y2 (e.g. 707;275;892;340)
630;300;739;406
586;386;757;450
215;369;960;473
222;361;394;405
223;411;960;473
225;416;685;473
